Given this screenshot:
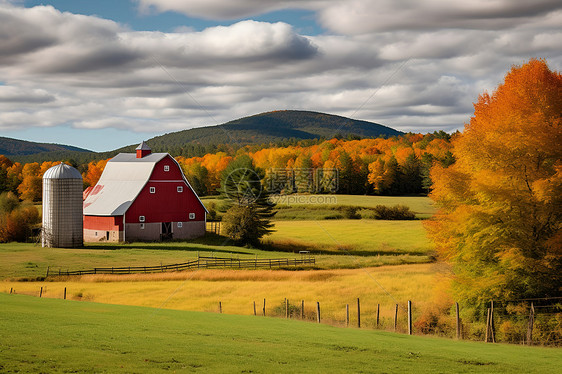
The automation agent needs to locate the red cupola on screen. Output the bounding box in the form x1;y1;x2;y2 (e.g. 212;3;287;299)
136;141;151;158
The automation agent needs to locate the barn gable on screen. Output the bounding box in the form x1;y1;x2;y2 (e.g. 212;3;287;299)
83;153;167;216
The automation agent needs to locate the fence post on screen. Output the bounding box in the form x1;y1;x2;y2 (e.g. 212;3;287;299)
285;298;289;318
346;304;349;327
219;301;222;314
45;266;50;278
526;302;535;346
394;304;398;332
407;300;412;335
10;287;13;294
316;302;321;323
301;300;304;320
376;303;380;328
455;302;460;340
357;298;361;328
263;298;266;316
39;286;43;298
64;287;67;300
253;301;256;316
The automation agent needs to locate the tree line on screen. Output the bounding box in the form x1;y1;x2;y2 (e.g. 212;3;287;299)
0;132;454;200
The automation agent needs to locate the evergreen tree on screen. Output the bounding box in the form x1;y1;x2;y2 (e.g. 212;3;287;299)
220;155;276;245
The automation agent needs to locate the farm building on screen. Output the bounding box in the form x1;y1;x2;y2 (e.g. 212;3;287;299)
83;142;207;242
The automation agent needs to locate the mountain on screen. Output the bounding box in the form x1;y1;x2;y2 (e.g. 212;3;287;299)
5;110;402;162
0;136;91;157
148;110;402;149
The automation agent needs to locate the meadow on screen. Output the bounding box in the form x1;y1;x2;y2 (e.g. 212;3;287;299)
204;194;434;210
2;263;440;331
0;237;432;281
266;219;433;255
2;293;560;373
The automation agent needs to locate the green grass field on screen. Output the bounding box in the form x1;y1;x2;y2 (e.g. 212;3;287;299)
268;220;433;255
0;238;432;281
1;293;559;373
203;194;436;219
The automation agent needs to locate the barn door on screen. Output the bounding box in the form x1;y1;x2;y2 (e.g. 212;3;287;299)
161;222;173;240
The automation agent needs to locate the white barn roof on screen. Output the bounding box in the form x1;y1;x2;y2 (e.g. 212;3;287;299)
83;153;168;216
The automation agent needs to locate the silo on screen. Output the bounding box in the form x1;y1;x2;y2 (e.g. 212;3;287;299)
42;163;83;247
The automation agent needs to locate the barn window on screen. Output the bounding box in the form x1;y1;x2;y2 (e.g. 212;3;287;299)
189;213;195;220
150;187;156;194
140;223;145;230
177;186;183;193
177;222;183;228
164;165;170;172
139;216;145;222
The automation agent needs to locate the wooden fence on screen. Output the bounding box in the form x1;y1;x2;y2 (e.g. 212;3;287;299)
46;255;315;277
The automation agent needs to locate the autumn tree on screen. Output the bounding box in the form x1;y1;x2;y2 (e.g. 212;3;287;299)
83;159;109;187
17;162;41;201
426;59;562;313
0;192;40;242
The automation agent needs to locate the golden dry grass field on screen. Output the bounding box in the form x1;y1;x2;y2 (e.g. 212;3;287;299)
2;263;440;331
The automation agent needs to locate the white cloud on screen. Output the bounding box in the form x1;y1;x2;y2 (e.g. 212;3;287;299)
136;0;562;34
317;0;562;34
134;0;321;20
0;1;561;149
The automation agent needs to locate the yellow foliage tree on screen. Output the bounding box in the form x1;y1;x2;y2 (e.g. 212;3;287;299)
426;59;562;312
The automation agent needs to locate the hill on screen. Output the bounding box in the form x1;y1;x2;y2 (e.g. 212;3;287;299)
148;110;402;149
6;111;402;163
2;294;559;373
0;136;90;157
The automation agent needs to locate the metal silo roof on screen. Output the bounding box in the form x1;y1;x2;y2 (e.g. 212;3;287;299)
43;163;82;180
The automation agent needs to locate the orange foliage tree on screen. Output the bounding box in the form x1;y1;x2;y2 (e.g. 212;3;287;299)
426;59;562;312
17;162;42;201
83;159;110;187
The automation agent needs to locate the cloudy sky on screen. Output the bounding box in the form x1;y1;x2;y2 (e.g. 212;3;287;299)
1;1;561;152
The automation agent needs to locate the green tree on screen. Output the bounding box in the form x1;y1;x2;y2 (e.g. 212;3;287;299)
220;155;276;246
183;164;209;196
426;59;562;313
399;154;423;194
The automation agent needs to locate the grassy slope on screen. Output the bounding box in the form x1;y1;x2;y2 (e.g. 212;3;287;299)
268;220;433;255
0;241;297;280
204;194;435;211
284;195;435;212
205;195;437;220
1;294;559;374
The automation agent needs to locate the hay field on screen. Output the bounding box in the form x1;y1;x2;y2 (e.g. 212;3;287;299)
2;263;439;330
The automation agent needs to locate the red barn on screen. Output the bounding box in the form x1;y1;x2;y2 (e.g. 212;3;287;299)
83;142;207;242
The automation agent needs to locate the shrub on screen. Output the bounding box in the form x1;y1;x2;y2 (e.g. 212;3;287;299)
372;205;416;220
0;192;19;214
340;206;361;219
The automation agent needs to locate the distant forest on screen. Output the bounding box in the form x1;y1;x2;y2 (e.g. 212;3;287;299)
0;132;453;200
